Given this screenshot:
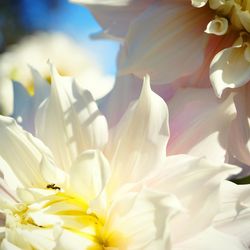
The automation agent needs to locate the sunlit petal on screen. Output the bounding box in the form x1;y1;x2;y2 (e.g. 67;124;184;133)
35;64;108;171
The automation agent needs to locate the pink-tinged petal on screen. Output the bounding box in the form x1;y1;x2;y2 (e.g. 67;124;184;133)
189;32;238;88
214;181;250;247
35;64;108;171
71;0;155;39
119;2;211;84
229;85;250;165
101;73;177;129
210;35;250;97
106;76;169;190
167;88;236;164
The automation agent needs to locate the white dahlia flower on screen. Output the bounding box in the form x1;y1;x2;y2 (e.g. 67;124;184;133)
71;0;250;95
0;65;249;249
70;0;250;167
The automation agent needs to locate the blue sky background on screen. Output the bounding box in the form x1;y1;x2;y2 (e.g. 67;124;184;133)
19;0;119;75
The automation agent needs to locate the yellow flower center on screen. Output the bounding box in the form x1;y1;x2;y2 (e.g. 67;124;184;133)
9;187;126;249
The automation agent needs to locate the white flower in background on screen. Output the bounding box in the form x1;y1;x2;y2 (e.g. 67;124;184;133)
71;0;250;168
71;0;250;95
0;32;114;116
0;65;249;249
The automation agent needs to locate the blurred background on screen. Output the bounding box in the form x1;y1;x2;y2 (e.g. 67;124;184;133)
0;0;118;74
0;0;120;131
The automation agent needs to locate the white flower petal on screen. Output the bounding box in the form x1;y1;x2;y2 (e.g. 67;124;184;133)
205;16;228;35
29;211;62;228
0;239;22;250
189;32;238;88
106;188;182;249
54;229;99;250
0;78;13;116
191;0;208;8
40;155;66;185
12;67;50;134
228;85;250;165
0;116;53;187
35;64;108;171
173;227;247;250
210;43;250;97
70;150;110;202
215;181;250;246
0;157;22;192
167;88;236;164
0;175;18;203
147;155;241;242
4;226;57;250
107;76;169;189
119;2;210;83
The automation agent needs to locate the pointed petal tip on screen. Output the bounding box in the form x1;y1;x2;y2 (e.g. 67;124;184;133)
142;74;151;91
47;60;56;77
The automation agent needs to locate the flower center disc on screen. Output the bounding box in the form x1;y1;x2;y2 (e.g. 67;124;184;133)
10;189;125;249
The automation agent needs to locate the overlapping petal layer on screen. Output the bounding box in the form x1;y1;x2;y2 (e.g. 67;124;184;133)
35;65;108;171
167;88;236;164
0;67;248;249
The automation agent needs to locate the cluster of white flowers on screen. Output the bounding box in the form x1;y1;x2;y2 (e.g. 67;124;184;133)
0;1;250;249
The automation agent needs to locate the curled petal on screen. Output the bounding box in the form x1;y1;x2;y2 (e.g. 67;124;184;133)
191;0;208;8
210;35;250;97
205;16;228;35
189;32;238;88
